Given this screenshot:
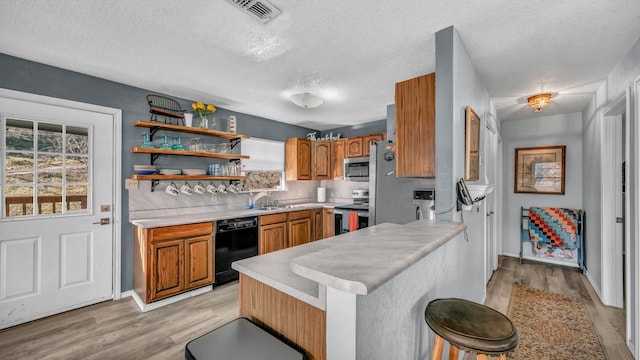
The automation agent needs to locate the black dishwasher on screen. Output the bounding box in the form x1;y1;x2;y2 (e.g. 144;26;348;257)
215;216;258;285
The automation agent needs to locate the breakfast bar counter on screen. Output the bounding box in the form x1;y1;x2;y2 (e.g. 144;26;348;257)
232;219;485;360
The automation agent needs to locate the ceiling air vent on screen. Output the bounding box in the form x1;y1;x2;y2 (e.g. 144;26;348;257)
224;0;282;23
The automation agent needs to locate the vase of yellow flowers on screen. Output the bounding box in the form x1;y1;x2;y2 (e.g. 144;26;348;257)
191;101;217;129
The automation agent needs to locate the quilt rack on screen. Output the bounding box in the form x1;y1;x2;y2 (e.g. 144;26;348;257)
520;206;585;272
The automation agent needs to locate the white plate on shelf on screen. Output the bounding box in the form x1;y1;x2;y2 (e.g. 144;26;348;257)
159;169;181;175
182;169;206;175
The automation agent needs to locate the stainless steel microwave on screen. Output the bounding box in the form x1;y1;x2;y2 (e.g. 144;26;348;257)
344;157;369;182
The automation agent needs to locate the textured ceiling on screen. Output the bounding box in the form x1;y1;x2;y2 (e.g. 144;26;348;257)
1;1;639;129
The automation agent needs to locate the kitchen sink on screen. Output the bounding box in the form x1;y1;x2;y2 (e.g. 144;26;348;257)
256;206;283;211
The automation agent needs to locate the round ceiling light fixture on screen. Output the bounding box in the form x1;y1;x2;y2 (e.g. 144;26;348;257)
527;93;553;112
290;92;323;108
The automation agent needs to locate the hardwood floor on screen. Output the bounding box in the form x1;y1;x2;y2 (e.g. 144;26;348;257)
0;282;239;360
484;256;633;360
0;256;632;359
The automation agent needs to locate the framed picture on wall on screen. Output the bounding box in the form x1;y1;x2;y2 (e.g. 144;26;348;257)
514;145;566;194
465;106;480;181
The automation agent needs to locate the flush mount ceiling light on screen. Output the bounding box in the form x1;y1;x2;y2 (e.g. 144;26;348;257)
290;93;323;108
527;93;553;112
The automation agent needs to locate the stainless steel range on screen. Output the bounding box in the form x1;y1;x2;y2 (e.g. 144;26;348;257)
334;189;369;234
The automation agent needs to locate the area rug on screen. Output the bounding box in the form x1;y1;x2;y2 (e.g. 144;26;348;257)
507;284;606;359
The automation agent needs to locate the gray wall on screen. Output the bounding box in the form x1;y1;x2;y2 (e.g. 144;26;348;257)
434;26;492;303
583;34;640;354
320;119;387;139
501;113;583;258
581;84;606;295
0;53;316;291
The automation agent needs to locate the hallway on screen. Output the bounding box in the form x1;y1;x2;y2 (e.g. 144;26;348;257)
485;256;633;360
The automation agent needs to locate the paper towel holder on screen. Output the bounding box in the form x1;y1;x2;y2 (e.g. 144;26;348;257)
317;187;326;203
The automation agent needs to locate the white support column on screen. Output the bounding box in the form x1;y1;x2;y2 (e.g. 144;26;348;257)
326;287;357;360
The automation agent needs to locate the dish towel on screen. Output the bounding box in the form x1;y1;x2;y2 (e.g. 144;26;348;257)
349;211;359;232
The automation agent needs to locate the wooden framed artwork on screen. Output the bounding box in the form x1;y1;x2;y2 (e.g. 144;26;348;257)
465;106;480;181
514;145;566;194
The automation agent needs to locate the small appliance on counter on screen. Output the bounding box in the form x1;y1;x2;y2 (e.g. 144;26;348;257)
413;189;435;220
334;189;369;234
369;141;437;225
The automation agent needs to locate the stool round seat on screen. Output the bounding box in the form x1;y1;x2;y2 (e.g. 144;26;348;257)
425;298;518;356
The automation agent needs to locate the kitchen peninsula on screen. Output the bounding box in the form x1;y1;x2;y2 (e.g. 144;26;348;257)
233;219;482;360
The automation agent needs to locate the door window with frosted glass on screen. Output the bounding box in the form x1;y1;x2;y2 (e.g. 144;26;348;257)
3;118;90;218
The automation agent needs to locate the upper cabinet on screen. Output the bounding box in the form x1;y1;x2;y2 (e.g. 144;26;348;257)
332;139;346;179
311;140;332;180
346;137;363;158
285;138;312;180
285;133;385;181
362;133;384;157
395;73;435;177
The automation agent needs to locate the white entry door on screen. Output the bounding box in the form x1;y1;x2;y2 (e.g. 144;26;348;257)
0;96;114;329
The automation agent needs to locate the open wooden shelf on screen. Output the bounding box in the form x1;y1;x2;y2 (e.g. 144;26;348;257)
131;147;249;160
131;174;246;181
134;120;249;140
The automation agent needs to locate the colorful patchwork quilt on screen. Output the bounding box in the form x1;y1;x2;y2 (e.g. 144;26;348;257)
528;207;579;254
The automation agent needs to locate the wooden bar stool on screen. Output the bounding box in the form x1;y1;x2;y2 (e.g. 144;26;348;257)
425;298;518;360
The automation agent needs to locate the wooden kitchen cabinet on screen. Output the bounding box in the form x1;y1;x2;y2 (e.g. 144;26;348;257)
395;73;435;177
363;133;385;157
258;213;288;255
323;208;335;238
331;139;346;179
346;137;364;158
258;210;314;253
312;208;323;241
312;140;332;180
288;210;312;247
185;236;215;289
285;138;312;180
150;238;184;300
134;222;214;303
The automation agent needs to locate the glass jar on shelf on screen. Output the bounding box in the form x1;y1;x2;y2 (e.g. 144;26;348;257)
171;136;184;150
141;132;154;148
159;134;171;149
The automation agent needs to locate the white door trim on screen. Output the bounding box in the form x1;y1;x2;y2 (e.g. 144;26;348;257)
0;88;123;300
601;92;626;308
629;75;640;358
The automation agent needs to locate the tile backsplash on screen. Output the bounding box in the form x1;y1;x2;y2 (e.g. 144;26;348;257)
128;176;368;220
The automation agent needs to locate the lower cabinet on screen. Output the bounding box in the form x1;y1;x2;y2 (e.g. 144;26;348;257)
258;213;288;255
323;208;335;238
313;208;323;241
289;210;312;247
134;222;214;303
258;210;316;254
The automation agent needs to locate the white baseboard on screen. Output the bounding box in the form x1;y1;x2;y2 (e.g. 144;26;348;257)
584;270;603;302
502;251;578;268
626;340;636;359
119;290;133;299
131;286;213;312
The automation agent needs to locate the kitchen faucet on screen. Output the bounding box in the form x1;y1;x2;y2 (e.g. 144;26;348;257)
264;191;278;207
253;190;278;208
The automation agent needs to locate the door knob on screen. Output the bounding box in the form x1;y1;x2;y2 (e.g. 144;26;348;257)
93;218;110;225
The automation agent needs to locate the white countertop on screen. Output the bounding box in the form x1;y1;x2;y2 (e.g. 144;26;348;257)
291;220;466;295
232;220;465;308
130;202;344;228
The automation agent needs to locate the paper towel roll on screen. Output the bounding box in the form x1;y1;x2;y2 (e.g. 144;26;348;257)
317;187;326;203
